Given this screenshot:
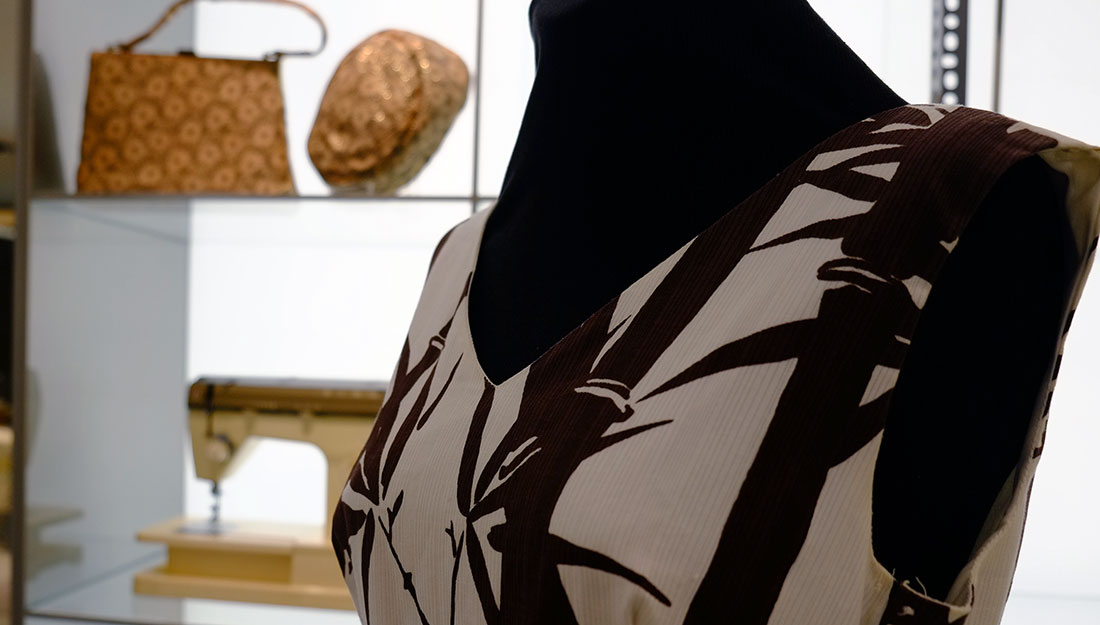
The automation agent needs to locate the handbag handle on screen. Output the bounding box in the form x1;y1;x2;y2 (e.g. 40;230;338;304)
116;0;328;60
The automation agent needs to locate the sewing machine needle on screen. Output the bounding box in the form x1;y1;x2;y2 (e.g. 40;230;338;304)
210;481;221;526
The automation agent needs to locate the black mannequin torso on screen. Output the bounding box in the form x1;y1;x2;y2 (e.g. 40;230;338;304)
469;0;1073;600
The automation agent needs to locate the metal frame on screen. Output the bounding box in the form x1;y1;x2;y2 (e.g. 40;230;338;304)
21;1;496;211
471;0;486;215
10;2;492;620
992;0;1005;112
12;0;31;620
932;0;969;105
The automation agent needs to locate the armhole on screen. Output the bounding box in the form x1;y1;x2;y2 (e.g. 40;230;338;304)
864;141;1100;625
953;142;1100;618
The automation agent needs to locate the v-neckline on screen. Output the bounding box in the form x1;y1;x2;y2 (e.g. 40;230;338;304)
463;103;917;389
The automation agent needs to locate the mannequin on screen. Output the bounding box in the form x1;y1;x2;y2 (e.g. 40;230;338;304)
469;0;1074;601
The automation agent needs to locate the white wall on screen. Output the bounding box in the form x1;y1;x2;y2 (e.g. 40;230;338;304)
997;0;1100;143
808;0;931;104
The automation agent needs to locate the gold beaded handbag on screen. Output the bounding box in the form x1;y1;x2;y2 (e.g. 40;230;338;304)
307;30;469;194
77;0;326;195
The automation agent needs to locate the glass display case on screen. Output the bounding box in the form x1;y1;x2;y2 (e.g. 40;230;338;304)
12;0;1100;624
17;0;528;622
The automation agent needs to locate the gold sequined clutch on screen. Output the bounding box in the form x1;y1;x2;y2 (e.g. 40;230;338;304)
307;30;469;194
77;0;326;195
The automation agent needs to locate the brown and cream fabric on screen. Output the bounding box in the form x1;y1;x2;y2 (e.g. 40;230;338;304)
332;105;1100;625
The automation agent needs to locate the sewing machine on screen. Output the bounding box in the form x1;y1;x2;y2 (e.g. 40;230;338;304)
134;377;385;610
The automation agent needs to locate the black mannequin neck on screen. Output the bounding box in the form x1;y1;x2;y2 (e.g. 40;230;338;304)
493;0;907;239
475;0;907;383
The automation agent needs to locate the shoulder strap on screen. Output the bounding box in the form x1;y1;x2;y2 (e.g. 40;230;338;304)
116;0;327;60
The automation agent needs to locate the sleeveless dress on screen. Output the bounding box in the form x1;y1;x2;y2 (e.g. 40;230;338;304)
332;104;1100;625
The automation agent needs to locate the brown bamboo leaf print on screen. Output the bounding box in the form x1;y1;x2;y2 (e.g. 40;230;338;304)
331;104;1077;625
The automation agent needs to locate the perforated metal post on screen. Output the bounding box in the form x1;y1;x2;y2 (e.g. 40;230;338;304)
472;0;485;215
933;0;969;105
992;0;1005;112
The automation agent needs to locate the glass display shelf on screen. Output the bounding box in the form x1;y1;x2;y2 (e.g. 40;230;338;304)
30;0;486;201
27;557;359;625
19;0;516;622
23;194;469;624
30;193;496;204
28;196;476;248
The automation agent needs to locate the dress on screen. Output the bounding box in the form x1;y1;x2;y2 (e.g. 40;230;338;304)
332;104;1100;625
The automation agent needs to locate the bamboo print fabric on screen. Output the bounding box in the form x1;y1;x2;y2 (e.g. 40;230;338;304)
332;105;1100;625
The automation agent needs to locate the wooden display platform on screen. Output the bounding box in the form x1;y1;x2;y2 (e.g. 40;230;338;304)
134;517;352;610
